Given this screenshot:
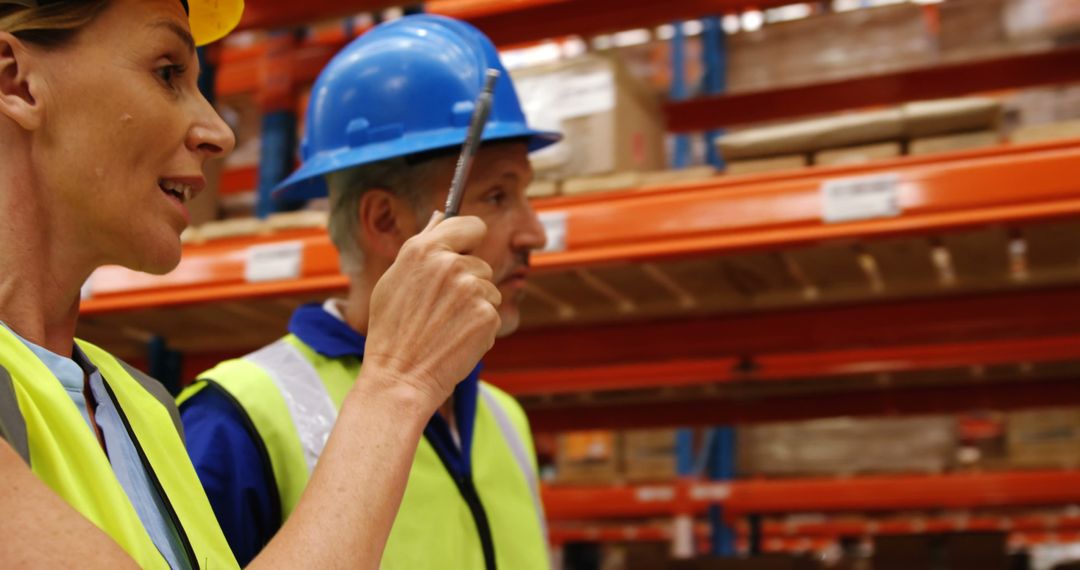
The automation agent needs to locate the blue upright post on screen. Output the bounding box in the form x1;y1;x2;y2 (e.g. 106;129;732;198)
147;336;183;396
670;21;692;169
707;426;738;555
257;110;298;218
700;15;727;170
255;31;301;218
676;428;697;477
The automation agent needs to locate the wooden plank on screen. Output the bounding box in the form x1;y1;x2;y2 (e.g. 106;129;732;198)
909;130;1000;156
725;154;807;175
940;228;1011;285
862;237;939;293
1022;221;1080;280
786;243;868;294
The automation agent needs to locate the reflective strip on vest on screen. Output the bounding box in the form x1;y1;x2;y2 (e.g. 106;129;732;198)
244;340;337;473
479;385;548;542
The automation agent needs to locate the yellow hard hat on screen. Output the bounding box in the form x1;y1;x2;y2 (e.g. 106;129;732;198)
186;0;245;46
1;0;244;46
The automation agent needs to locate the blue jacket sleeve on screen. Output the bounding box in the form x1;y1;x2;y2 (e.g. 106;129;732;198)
180;386;280;566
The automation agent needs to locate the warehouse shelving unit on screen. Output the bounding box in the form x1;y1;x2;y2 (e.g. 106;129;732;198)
77;0;1080;562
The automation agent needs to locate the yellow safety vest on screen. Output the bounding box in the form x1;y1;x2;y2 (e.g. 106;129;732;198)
180;334;550;569
0;326;238;569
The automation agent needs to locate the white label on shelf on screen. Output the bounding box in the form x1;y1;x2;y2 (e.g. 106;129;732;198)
820;172;902;224
689;483;732;502
634;485;676;503
538;211;568;253
245;241;303;283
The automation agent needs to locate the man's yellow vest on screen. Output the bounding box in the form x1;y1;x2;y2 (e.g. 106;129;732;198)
0;325;237;569
179;334;550;569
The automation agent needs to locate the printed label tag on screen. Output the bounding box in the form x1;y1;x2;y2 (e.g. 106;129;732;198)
245;241;303;283
538;211;568;253
821;173;902;223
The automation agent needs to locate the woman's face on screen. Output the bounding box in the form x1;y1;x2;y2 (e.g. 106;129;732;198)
31;0;234;274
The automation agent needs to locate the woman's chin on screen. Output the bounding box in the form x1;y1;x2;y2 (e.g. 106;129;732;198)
125;237;183;275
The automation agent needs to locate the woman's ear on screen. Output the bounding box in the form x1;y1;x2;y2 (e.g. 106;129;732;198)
0;32;42;131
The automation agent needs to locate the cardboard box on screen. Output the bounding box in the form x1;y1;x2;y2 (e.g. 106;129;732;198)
815;142;902;166
727;4;934;93
909;131;1001;156
1006;407;1080;469
738;416;956;478
622;429;679;483
726;155;807;176
718;110;903;161
555;430;621;485
512;54;666;180
939;0;1011;61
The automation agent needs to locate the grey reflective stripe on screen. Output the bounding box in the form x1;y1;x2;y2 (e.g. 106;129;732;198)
115;359;185;444
0;365;30;465
479;385;548;541
244;340;337;473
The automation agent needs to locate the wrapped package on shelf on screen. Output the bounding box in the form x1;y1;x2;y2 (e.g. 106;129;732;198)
718;97;1003;169
1004;0;1080;41
511;53;666;181
901;98;1003;138
727;3;934;93
554;430;621;485
737;416;957;478
1006;407;1080;469
717;110;904;162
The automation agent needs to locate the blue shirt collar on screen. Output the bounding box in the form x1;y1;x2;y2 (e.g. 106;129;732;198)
287;302;481;476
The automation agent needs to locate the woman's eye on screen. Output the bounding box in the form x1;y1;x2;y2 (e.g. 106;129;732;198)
156;64;186;87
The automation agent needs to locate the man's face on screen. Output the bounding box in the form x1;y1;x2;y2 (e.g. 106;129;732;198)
410;142;546;337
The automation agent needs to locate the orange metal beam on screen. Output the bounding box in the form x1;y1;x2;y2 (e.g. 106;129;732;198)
490;285;1080;370
81;229;346;315
429;0;795;46
486;334;1080;395
79;141;1080;314
235;1;397;32
542;471;1080;521
524;376;1080;431
536;139;1080;269
666;46;1080;130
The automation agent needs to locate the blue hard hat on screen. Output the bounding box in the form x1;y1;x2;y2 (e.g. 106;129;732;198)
274;14;562;201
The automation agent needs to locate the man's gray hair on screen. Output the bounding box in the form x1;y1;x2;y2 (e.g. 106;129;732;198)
326;156;446;275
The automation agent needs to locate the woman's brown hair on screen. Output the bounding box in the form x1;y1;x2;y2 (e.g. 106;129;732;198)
0;1;109;48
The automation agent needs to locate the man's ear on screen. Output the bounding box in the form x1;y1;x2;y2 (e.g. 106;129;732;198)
358;189;414;260
0;32;42;131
